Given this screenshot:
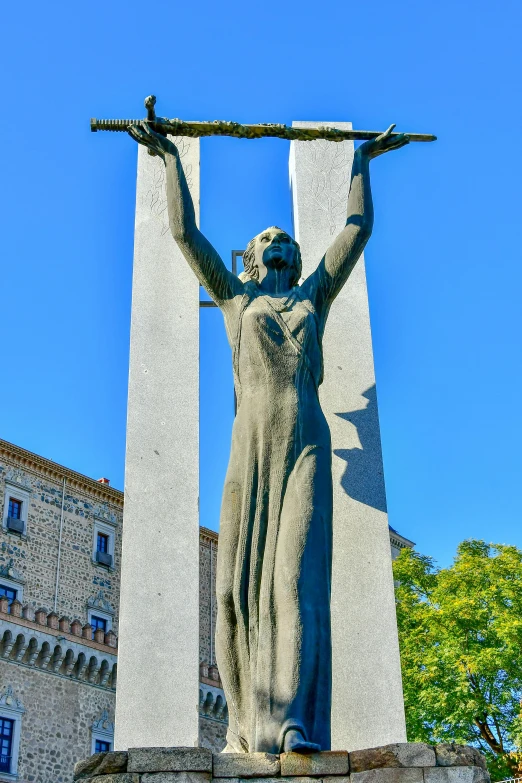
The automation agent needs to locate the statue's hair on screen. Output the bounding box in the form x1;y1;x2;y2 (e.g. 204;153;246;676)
240;227;302;287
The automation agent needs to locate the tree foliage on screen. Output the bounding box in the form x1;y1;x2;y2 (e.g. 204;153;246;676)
393;540;522;780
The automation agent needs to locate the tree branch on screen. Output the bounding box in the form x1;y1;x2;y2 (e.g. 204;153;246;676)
474;715;503;754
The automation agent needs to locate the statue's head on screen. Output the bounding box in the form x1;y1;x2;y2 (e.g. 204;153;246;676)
240;227;302;287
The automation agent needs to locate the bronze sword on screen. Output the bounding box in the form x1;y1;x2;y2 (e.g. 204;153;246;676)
91;95;437;145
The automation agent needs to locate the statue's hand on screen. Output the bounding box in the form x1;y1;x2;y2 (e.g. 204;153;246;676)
357;124;410;160
128;121;178;160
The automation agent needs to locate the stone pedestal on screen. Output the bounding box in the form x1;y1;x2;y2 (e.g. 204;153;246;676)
290;123;406;750
115;140;201;750
73;744;490;783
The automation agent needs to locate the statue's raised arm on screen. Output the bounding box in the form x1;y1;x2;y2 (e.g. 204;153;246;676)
128;122;243;305
301;124;410;315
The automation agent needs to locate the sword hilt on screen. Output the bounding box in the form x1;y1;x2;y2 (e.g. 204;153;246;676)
145;94;156;122
90;95;169;158
144;94;165;156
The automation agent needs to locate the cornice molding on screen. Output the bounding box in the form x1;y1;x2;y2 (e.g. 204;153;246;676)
0;439;124;507
389;531;415;550
200;525;219;547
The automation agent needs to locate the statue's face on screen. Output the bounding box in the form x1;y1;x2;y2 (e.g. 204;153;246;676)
254;228;298;276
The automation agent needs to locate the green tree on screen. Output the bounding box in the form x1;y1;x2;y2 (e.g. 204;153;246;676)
393;540;522;780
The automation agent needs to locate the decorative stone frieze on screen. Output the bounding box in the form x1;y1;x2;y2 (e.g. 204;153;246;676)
89;590;116;616
200;661;222;688
0;560;25;584
0;683;25;712
200;683;227;723
0;615;117;689
0;604;118;650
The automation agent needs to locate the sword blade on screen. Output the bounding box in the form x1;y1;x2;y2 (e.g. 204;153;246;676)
90;117;436;143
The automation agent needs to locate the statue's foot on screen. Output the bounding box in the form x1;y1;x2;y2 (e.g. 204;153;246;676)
221;744;237;754
284;729;321;754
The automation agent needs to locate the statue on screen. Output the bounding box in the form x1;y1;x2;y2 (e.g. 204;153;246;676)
127;119;410;755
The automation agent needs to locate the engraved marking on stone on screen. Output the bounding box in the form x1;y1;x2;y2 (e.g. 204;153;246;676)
142;138;193;236
302;141;351;234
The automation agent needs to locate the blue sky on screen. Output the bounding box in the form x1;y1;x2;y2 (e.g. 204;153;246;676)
1;0;521;567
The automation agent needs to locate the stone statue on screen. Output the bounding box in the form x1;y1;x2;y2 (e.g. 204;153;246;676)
128;121;410;755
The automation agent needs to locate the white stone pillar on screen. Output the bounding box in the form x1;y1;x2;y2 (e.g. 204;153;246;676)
290;123;407;751
115;140;200;750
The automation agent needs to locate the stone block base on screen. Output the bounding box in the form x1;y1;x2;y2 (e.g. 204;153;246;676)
74;744;490;783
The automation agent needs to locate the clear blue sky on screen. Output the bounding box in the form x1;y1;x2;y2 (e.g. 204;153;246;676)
1;0;521;567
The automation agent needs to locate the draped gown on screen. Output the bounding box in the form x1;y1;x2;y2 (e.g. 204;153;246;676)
215;270;334;754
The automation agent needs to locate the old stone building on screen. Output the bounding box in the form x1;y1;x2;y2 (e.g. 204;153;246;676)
0;438;122;783
0;438;412;783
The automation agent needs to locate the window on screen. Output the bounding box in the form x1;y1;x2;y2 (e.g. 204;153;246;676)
0;586;17;612
87;591;114;638
0;572;23;608
0;686;24;780
91;709;114;756
92;520;115;569
88;609;111;634
90;615;107;639
7;500;21;521
97;533;109;554
0;718;13;773
2;482;30;536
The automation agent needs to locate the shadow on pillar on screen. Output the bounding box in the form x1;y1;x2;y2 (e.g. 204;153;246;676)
333;384;388;513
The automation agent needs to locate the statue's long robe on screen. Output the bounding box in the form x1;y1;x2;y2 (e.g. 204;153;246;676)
215;280;333;753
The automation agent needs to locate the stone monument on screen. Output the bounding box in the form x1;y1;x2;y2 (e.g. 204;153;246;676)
121;112;410;756
82;101;488;783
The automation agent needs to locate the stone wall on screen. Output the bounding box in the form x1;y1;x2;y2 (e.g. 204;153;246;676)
199;529;218;666
0;661;115;783
0;657;224;783
0;440;123;632
199;528;226;753
0;440;123;783
199;717;226;753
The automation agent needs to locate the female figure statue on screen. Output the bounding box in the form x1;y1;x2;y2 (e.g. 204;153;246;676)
128;122;409;755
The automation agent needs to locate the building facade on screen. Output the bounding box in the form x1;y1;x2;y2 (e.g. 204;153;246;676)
0;438;412;783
